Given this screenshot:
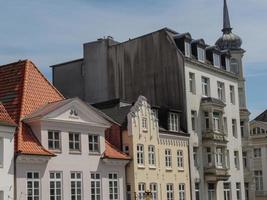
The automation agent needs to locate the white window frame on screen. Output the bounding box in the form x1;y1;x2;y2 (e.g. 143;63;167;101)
138;182;145;200
201;77;210;96
109;173;119;200
49;171;62;200
230;85;235;104
142;117;148;131
168;112;179;132
213;53;221;67
225;57;230;71
232;119;237;138
70;171;82;200
208;183;216;200
234;151;240;169
217;81;225;101
166;184;174;200
165;149;172;169
243;151;247;168
185;41;191;57
223;182;231;200
236;182;241;200
177;150;184;169
255;171;263;191
197;47;205;63
69;132;81;152
178;183;186;200
254;148;261;158
150;183;158;200
213;112;220;133
204;112;210;130
27;171;40;200
148;145;156;167
193;147;198;167
216;147;223;168
137;144;144;166
191;110;197;131
195;182;200;200
48;130;61;151
189;72;196;94
207;147;212;167
90;172;101;200
88;134;100;153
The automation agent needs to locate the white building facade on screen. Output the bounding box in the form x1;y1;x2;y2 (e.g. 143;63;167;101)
174;1;249;199
0;105;16;200
15;98;129;200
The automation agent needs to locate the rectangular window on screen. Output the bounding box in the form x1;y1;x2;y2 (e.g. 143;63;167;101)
142;117;148;130
208;183;216;200
223;117;228;134
230;85;235;104
165;149;172;168
179;184;185;200
189;72;196;94
69;132;81;152
217;81;225;101
27;172;40;200
50;172;62;200
225;58;230;71
201;77;210;96
255;171;263;191
254;148;261;158
236;182;241;200
197;47;205;62
235;152;240;168
126;185;131;200
226;150;230;169
204;112;210;130
150;183;158;200
152;109;158;120
89;135;100;153
0;138;3;167
223;182;231;200
138;183;145;200
137;144;144;165
243;151;247;168
195;182;200;200
207;147;212;166
109;173;119;200
168;112;179;132
91;173;101;200
148;145;156;166
177;150;184;169
232;119;237;138
185;42;191;57
48;130;61;150
245;182;249;200
191;110;197;131
0;191;3;200
213;112;220;132
216;147;223;167
166;184;174;200
213;53;221;67
193;147;198;167
240;121;244;138
70;172;82;200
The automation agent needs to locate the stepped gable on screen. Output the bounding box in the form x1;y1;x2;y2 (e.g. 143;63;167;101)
0;60;64;156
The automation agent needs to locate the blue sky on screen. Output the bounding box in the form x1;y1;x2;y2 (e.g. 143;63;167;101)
0;0;266;118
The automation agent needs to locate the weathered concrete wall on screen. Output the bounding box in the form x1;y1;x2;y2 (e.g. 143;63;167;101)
108;29;187;132
52;59;84;99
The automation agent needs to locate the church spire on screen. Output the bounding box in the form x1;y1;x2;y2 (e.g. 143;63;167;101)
222;0;232;34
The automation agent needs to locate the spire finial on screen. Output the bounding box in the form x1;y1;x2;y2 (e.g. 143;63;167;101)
222;0;232;33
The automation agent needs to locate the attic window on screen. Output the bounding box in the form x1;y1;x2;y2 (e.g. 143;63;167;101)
185;42;191;57
168;112;179;132
213;53;221;68
197;47;205;63
225;58;230;71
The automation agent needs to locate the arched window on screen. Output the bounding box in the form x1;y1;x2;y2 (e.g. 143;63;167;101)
230;58;239;74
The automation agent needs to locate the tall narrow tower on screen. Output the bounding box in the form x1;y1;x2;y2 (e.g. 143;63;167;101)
216;1;253;199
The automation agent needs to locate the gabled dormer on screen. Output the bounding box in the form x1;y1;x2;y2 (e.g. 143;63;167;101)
206;46;222;68
174;33;192;58
191;39;206;63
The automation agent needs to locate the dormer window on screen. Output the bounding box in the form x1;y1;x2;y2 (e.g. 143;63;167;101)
168;112;179;132
185;42;191;57
197;47;205;63
225;57;230;71
213;53;221;68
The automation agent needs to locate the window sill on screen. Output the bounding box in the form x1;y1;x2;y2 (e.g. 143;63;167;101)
149;166;156;170
49;149;62;154
165;168;173;171
89;152;101;156
178;168;184;172
137;165;145;169
142;129;148;133
69;151;81;155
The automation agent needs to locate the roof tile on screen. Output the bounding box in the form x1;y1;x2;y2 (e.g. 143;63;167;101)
104;141;130;160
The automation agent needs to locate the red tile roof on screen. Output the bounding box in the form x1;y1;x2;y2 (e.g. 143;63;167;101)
0;60;64;156
104;141;130;160
0;103;16;126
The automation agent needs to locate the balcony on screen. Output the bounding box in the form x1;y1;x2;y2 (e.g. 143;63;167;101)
202;130;228;144
204;166;230;182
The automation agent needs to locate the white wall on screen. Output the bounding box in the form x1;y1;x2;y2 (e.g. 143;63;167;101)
0;125;15;200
